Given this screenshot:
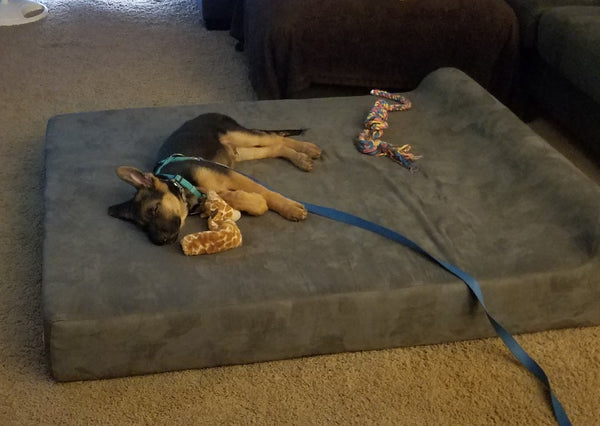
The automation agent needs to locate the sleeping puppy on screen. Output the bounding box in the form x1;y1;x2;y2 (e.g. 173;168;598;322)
108;113;321;245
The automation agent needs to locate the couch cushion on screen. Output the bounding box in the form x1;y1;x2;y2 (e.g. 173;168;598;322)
504;0;600;48
537;6;600;104
43;68;600;381
200;0;236;30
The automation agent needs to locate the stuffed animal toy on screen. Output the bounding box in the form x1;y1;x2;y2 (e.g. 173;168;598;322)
180;191;242;255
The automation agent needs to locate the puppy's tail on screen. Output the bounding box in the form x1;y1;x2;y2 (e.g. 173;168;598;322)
254;128;307;137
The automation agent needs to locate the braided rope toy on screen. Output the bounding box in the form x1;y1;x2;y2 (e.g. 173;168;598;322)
356;89;420;170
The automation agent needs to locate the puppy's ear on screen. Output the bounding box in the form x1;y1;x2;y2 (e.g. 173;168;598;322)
108;200;136;222
115;166;155;189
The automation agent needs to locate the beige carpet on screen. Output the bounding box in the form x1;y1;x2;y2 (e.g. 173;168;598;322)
1;1;599;424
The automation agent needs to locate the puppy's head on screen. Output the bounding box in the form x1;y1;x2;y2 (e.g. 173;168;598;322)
108;166;188;245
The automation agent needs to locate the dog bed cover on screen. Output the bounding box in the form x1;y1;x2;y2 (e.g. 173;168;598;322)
43;68;600;381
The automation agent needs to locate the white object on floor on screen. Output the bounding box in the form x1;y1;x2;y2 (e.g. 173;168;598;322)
0;0;48;26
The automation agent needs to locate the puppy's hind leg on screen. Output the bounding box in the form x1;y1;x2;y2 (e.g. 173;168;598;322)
235;146;315;172
221;130;322;171
278;135;322;160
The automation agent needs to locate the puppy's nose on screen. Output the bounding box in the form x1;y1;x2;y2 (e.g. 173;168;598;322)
165;234;178;245
151;233;178;246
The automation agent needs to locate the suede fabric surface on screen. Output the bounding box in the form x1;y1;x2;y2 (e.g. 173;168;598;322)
232;0;519;103
43;68;600;381
507;1;600;158
537;6;600;104
503;0;600;48
528;53;600;159
198;0;236;30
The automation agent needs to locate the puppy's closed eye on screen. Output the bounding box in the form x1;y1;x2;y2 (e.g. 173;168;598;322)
145;202;161;219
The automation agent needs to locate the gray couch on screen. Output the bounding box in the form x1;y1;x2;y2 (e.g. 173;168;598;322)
198;0;236;30
505;0;600;158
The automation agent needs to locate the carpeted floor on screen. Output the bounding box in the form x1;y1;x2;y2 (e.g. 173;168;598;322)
1;1;599;424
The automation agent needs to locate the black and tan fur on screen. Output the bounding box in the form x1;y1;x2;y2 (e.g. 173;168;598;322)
108;113;322;245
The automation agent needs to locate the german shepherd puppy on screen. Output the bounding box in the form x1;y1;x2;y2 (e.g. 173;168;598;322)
108;113;322;245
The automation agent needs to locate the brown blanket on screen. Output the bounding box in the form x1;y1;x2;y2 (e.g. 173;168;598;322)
231;0;519;102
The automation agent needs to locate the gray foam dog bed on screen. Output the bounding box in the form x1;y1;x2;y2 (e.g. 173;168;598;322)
43;68;600;381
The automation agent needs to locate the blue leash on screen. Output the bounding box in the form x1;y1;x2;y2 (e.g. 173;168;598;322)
301;202;571;426
156;154;571;424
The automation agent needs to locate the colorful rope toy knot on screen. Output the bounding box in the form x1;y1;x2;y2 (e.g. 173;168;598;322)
356;89;420;170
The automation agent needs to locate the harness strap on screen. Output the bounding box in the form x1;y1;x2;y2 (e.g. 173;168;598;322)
154;154;206;199
302;202;572;426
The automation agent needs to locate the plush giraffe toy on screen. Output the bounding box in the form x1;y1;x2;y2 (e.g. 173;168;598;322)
180;191;243;255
